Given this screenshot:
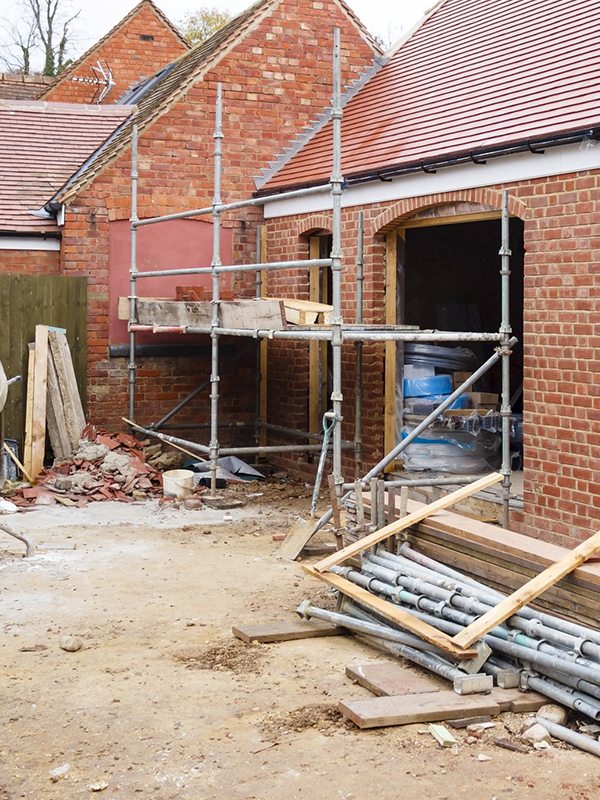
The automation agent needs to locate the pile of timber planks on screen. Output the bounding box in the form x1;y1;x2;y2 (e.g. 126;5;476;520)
345;488;600;631
22;325;85;480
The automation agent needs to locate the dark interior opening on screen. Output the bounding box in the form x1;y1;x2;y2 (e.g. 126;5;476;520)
403;217;525;411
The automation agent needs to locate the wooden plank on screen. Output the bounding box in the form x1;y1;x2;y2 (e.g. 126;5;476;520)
453;529;600;648
29;325;49;478
339;686;545;729
46;349;72;461
384;231;397;472
313;472;503;572
302;564;478;659
339;689;502;729
22;343;36;477
346;663;441;697
132;298;286;330
48;330;86;451
279;297;333;325
277;519;316;561
378;491;600;592
232;619;345;643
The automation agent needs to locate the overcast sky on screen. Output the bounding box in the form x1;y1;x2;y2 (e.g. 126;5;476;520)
2;0;435;71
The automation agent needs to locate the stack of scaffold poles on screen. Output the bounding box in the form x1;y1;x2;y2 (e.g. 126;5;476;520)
301;542;600;721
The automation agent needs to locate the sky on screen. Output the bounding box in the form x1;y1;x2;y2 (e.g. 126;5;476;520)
2;0;435;71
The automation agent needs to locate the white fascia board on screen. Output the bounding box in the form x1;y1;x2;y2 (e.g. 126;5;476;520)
262;142;600;219
0;237;61;251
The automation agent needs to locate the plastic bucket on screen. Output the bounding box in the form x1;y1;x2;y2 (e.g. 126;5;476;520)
162;469;194;499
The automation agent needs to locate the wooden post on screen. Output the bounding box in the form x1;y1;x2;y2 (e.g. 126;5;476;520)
384;231;397;472
23;343;36;477
30;325;49;478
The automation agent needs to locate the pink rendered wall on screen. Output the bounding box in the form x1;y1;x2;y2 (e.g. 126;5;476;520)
108;218;232;344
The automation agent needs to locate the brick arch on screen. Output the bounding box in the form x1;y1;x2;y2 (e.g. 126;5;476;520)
368;189;529;237
296;214;333;237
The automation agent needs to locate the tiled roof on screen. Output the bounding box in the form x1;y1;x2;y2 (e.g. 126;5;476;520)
0;100;134;234
264;0;600;191
54;0;282;204
36;0;190;102
0;73;55;101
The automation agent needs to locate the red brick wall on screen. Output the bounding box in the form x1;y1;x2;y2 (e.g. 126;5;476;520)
58;0;379;435
265;176;600;545
0;248;60;274
41;3;188;104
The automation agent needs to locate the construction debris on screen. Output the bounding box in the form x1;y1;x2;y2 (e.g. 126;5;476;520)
2;428;192;507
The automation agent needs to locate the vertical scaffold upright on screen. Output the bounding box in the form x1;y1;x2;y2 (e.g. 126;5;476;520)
126;28;515;528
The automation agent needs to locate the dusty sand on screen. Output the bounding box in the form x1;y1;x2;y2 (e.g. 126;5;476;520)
0;487;599;799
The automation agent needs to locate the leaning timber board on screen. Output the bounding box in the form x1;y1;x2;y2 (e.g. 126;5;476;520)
339;687;546;729
123;298;287;330
232;620;345;643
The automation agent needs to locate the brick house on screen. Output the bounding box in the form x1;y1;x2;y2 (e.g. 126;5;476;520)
254;0;600;544
37;0;190;104
2;0;381;445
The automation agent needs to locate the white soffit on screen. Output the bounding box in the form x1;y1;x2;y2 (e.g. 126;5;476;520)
0;237;60;251
262;142;600;219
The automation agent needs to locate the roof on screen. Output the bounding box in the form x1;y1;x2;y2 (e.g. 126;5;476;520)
0;73;55;102
53;0;283;204
54;0;381;205
264;0;600;191
36;0;190;102
0;100;134;234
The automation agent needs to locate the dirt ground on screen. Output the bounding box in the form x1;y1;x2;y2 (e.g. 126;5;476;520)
1;482;599;800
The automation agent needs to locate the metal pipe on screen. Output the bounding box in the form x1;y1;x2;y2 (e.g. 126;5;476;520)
536;716;600;757
525;675;600;721
0;520;34;558
330;27;344;499
398;542;600;647
359;632;462;683
342;476;481;491
366;552;600;663
6;376;21;386
151;343;254;430
134;258;332;279
354;211;363;477
342;562;600;680
127;422;211;454
259;421;354;447
219;443;341;455
132;183;334;227
298;600;443;654
499;190;513;529
255;226;263;454
128;123;139;424
209;83;223;496
535;664;600;701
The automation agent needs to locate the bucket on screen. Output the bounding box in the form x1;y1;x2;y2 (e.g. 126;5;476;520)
162;469;195;499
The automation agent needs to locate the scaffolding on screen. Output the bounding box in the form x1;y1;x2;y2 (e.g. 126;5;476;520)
125;30;516;528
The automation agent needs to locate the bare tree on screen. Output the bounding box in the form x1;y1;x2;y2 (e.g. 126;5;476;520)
0;15;38;74
0;0;80;75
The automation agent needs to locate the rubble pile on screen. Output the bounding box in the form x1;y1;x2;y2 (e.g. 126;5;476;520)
3;428;189;507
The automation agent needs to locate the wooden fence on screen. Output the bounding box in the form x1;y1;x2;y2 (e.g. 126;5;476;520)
0;274;87;447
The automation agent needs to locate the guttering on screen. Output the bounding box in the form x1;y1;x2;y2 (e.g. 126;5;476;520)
254;125;600;197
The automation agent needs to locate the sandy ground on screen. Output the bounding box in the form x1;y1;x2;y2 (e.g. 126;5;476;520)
0;485;599;800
